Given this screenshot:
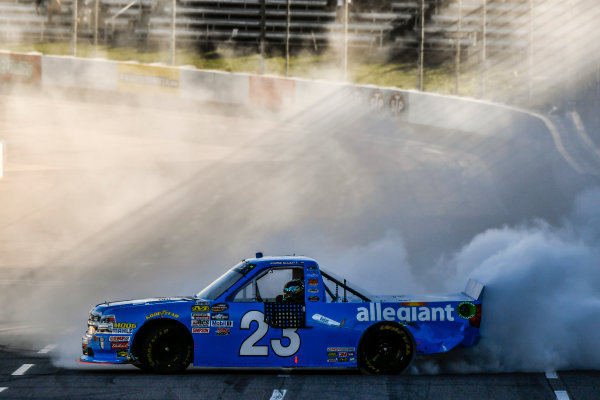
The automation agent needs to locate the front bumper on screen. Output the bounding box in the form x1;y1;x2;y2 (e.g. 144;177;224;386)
81;333;133;364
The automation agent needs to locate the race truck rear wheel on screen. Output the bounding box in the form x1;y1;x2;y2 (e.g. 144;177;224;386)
138;323;193;373
357;322;415;375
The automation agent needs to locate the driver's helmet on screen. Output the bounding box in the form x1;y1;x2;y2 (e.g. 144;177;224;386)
283;279;304;302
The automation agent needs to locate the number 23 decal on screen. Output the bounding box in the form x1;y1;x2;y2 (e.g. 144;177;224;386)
239;310;300;357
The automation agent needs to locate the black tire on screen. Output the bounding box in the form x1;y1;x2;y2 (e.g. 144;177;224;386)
138;323;193;373
357;322;415;375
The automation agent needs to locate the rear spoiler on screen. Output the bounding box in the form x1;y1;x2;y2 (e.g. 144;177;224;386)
463;279;484;301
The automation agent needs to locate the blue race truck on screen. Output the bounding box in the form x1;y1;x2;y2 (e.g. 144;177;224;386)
81;255;483;374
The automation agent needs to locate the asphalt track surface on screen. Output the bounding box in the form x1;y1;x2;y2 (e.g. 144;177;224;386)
1;341;600;399
1;88;599;399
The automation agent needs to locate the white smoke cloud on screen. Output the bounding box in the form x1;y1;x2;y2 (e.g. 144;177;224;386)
316;230;423;295
419;187;600;373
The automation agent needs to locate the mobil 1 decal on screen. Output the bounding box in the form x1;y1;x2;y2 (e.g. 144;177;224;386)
239;311;300;357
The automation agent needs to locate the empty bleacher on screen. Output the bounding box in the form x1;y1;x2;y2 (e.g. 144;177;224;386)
0;0;566;56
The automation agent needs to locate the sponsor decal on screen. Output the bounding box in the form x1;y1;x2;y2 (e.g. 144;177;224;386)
308;289;319;293
312;314;341;327
327;347;355;352
192;305;209;312
112;328;133;334
348;352;355;357
215;328;230;336
109;336;130;342
338;357;349;362
457;302;477;319
116;350;128;357
113;322;137;329
211;320;233;327
307;273;319;278
327;358;337;363
270;261;303;265
110;342;129;350
369;90;385;111
192;327;210;334
308;296;319;302
389;92;406;116
117;63;180;95
192;312;210;320
195;300;210;305
146;310;180;319
192;320;210;327
308;279;318;286
0;53;41;85
339;352;347;357
350;357;356;362
327;352;337;358
307;265;317;270
211;313;229;320
211;303;228;312
356;303;455;322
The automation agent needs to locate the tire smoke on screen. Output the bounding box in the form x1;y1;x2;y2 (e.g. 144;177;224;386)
414;187;600;373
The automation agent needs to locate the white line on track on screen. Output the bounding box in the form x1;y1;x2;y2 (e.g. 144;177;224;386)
555;390;570;400
38;344;57;354
545;371;559;379
269;389;287;400
11;364;34;376
545;371;571;400
0;387;7;393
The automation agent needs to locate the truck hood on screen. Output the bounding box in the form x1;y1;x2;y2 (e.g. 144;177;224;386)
94;296;196;312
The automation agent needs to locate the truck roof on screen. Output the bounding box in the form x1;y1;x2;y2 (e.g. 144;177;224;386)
244;255;317;264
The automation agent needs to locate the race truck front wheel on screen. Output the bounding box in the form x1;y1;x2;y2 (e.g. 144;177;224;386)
358;322;415;375
138;323;193;373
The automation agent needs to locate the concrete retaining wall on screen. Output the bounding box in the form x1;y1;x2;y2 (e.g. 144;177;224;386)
2;50;568;168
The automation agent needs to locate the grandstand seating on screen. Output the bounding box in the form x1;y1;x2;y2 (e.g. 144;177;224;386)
0;0;555;55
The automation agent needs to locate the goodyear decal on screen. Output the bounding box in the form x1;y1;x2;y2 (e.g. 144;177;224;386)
146;310;180;319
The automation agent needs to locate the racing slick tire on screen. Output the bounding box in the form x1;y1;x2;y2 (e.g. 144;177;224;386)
357;322;416;375
138;323;193;373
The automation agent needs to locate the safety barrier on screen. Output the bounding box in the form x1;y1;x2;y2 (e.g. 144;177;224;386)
0;141;4;179
1;50;574;173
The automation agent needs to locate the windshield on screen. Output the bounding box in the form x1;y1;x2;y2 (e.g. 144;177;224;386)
195;261;257;300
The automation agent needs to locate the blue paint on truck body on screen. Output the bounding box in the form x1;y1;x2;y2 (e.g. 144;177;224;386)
81;256;482;369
